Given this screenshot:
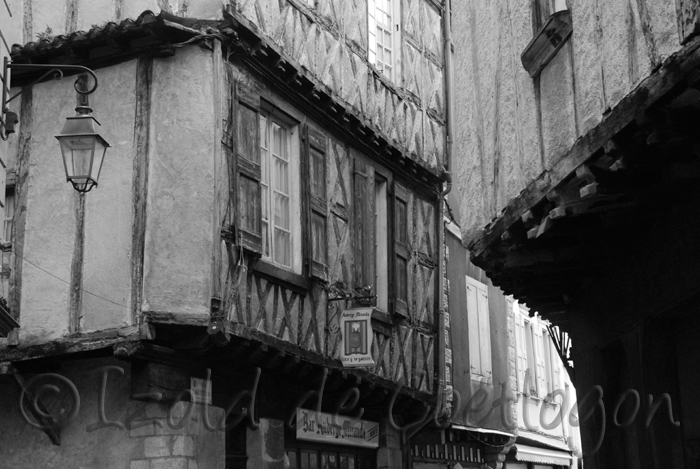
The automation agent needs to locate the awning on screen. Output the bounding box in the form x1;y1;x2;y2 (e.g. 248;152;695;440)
450;424;514;437
514;444;572;466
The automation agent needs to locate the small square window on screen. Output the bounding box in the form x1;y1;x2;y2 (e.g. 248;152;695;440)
368;0;400;81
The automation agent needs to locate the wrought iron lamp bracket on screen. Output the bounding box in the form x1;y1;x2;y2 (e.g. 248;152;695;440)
0;57;99;140
327;282;376;307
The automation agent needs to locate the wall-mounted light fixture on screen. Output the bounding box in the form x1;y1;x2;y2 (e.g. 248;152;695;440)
1;58;110;193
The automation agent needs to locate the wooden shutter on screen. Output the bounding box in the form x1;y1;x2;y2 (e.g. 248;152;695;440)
393;182;409;317
477;284;492;377
515;311;529;393
533;321;548;396
550;331;562;391
304;124;329;280
235;80;262;255
353;157;375;291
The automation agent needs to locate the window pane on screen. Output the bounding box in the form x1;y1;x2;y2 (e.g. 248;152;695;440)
396;199;407;244
384;30;391;46
287;451;298;469
321;453;337;469
274;229;291;267
274;193;290;230
262;186;269;220
274;158;289;194
273;123;288;161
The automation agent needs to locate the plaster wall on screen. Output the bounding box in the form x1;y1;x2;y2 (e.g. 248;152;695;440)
17;77;81;343
142;46;216;316
453;0;682;242
81;60;137;331
12;61;138;344
19;0;208;42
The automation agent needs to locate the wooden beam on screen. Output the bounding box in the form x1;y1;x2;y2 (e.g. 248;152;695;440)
0;330;138;363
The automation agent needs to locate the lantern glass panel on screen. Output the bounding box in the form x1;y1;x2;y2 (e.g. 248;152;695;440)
91;139;107;183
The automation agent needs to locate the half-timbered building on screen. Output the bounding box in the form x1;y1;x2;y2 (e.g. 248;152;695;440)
0;1;452;468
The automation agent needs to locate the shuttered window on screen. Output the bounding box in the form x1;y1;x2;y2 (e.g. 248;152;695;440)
235;80;263;255
353;158;375;291
393;183;409;317
304;124;329;280
466;276;492;378
533;323;548;397
514;308;529;393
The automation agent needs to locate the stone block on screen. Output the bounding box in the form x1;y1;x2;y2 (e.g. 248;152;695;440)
130;460;150;469
173;436;194;457
151;458;188;469
130;422;156;438
145;436;171;458
188;460;199;469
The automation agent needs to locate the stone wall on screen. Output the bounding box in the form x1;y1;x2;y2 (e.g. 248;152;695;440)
0;357;225;469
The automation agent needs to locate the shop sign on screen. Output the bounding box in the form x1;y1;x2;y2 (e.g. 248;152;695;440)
296;408;379;448
340;308;375;368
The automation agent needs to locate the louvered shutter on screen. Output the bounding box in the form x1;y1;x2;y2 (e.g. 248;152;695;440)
466;278;481;375
393;182;409;317
235;80;263;255
533;322;548;397
466;276;491;377
353;158;375;291
515;311;528;393
304;124;329;280
551;335;562;391
476;283;492;377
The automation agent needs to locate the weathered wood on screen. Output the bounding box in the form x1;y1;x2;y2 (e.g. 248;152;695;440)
0;330;138;362
305;123;330;281
235;77;263;255
68;191;85;334
143;311;209;327
9;88;33;334
676;0;700;43
131;57;153;324
468;33;700;259
521;11;573;78
211;41;226;309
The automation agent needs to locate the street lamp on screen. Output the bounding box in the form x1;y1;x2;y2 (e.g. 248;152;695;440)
1;60;109;193
55;101;110;193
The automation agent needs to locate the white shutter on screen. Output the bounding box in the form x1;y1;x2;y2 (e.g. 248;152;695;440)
477;284;492;377
552;337;562;391
515;311;528;393
466;278;481;375
533;322;548;397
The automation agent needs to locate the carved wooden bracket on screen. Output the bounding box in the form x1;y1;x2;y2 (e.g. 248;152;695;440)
521;10;573;78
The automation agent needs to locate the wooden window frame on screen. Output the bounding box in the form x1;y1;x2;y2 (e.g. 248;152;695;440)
368;0;401;82
259;102;302;274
